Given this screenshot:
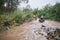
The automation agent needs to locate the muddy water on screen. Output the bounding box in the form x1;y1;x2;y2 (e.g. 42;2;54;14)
0;19;60;40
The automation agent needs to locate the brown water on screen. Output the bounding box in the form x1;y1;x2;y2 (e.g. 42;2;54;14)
0;19;60;40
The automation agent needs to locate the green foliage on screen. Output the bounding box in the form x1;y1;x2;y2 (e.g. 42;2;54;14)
0;0;28;13
0;9;34;32
0;2;60;32
0;9;34;26
32;8;39;19
54;3;60;21
13;11;23;23
0;0;19;12
37;3;60;21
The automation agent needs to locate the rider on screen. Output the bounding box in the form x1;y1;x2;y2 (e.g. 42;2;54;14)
39;15;46;30
39;15;45;23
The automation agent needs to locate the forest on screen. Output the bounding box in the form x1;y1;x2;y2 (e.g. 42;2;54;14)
0;0;60;32
0;0;60;40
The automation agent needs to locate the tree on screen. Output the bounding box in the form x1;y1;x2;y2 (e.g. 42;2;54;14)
54;3;60;21
0;0;28;13
38;3;60;21
33;8;39;17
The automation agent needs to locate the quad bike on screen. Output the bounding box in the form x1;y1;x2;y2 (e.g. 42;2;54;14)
39;18;45;23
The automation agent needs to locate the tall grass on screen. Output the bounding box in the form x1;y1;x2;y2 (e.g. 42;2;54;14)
0;10;35;32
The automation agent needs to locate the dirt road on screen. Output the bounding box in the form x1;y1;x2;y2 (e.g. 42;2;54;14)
0;19;60;40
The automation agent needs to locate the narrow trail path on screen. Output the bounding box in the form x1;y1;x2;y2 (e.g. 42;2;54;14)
0;19;60;40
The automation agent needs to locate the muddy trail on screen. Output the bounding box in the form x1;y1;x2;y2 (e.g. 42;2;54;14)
0;19;60;40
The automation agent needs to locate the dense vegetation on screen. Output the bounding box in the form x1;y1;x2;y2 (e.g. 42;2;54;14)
0;2;60;32
38;3;60;21
0;9;35;32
